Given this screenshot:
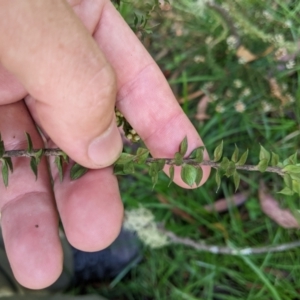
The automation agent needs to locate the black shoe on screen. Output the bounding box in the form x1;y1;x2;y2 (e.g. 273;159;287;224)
72;228;142;284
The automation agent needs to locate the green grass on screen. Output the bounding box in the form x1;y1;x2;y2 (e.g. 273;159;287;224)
75;1;300;299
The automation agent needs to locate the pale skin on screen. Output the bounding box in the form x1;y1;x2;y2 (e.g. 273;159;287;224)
0;0;211;289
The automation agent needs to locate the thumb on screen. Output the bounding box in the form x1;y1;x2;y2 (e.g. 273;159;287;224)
0;0;122;168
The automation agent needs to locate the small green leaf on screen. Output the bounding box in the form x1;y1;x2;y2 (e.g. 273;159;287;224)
70;163;88;180
174;152;183;166
55;156;64;182
136;148;149;164
133;13;138;27
237;149;248;166
283;152;297;166
292;180;300;196
180;164;197;187
0;158;13;187
231;144;239;163
195;166;203;186
257;158;268;172
1;159;8;187
156;159;166;171
189;146;204;163
283;173;293;190
215;169;221;192
115;153;134;165
61;151;69;163
225;161;236;177
0;140;4;158
283;159;289;167
259;145;270;164
278;186;294;196
148;159;165;177
271;152;279;167
149;162;159;177
123;161;135;174
277;162;284;168
290;173;300;181
220;157;230;171
282;165;300;174
151;172;158;190
3;157;13;173
30;157;38;180
214;141;223;162
233;170;240;192
34;149;44;165
179;136;188;156
290;152;298;164
25;132;33;152
168;165;175;187
113;164;127;175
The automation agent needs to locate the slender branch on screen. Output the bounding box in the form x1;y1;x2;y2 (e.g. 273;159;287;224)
3;148;64;158
2;149;284;176
160;227;300;255
143;158;284;176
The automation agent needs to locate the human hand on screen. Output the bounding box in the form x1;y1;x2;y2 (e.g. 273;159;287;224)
0;0;210;289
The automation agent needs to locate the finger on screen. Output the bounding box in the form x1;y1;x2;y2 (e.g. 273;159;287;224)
51;163;124;252
26;95;124;252
0;101;62;289
91;2;211;188
0;0;122;169
0;63;26;104
57;168;124;252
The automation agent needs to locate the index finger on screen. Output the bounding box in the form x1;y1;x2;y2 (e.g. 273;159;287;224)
93;1;210;187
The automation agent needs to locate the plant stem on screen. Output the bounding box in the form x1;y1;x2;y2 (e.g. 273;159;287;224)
143;158;284;176
3;148;65;158
3;149;285;176
159;227;300;255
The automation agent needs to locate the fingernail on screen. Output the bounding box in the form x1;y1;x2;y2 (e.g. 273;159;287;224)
88;120;122;167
